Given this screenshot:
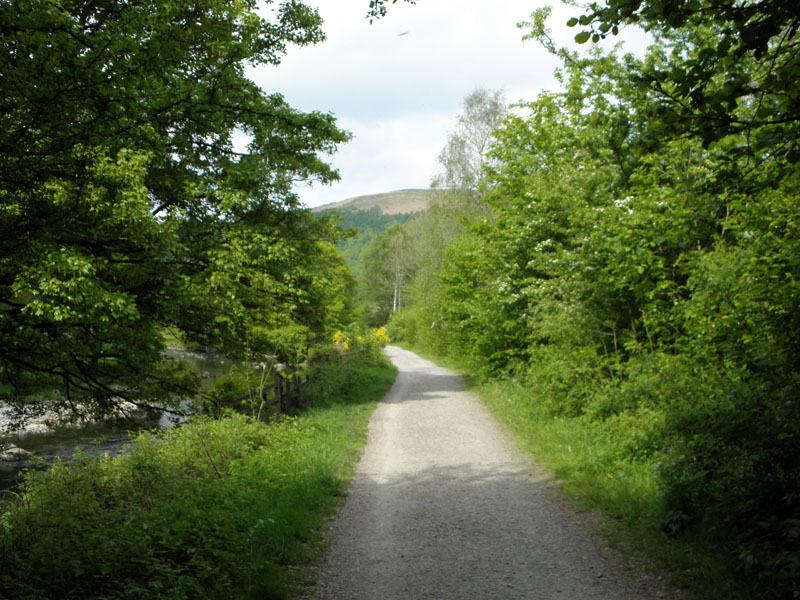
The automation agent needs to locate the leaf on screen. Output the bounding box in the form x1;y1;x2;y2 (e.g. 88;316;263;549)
575;31;591;44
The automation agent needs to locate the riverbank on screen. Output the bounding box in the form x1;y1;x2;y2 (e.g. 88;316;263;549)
0;350;396;600
0;423;138;491
0;347;229;491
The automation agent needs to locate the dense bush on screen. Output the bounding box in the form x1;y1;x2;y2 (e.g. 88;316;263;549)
2;416;296;599
307;333;391;404
659;378;800;597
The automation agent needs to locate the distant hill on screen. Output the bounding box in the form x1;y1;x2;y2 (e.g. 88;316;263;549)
312;189;435;215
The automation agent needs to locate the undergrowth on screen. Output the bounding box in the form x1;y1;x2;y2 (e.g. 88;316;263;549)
0;351;396;600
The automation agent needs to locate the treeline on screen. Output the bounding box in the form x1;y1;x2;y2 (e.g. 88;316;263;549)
362;8;800;599
313;206;426;327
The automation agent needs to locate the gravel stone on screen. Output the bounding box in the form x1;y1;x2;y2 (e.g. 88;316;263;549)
301;346;686;600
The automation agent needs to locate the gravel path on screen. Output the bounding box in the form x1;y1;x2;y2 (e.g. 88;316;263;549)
301;346;683;599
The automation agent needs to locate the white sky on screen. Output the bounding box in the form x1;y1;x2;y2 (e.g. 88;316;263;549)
249;1;650;209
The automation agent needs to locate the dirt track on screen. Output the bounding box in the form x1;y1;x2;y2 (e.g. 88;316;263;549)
301;346;683;599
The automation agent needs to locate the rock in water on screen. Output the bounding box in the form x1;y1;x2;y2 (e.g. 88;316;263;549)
0;445;33;462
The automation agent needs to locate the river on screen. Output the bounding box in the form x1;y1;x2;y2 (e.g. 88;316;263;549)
0;349;239;492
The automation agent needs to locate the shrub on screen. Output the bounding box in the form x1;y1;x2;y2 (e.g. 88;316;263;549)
658;382;800;599
522;344;606;417
371;326;390;347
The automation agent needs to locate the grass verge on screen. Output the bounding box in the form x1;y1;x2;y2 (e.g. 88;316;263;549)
401;343;753;600
0;352;396;600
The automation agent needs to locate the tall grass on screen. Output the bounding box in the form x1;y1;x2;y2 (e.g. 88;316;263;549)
479;378;759;599
0;352;396;600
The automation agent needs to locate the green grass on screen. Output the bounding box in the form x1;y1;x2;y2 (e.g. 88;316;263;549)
401;343;753;600
0;353;397;600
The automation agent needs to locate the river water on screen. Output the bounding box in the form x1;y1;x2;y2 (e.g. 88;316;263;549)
0;422;141;491
0;349;239;492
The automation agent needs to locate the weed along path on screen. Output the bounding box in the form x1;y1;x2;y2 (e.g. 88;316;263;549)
301;346;682;600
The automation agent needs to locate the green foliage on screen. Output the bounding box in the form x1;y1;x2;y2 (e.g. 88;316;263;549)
386;10;800;598
323;207;417;240
656;376;800;597
0;353;396;600
354;224;416;327
383;189;482;355
321;207;416;278
352;88;504;334
197;362;278;420
314;207;419;331
366;0;416;21
573;0;800;157
307;339;395;405
0;0;351;425
432;89;508;192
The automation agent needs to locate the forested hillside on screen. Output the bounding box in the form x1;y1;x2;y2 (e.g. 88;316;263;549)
312;206;417;327
316;206;416;267
361;6;800;599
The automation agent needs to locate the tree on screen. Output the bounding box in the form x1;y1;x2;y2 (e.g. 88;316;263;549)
357;224;415;326
0;0;349;426
383;89;507;349
433;12;800;592
570;0;800;158
366;0;417;21
432;89;508;193
371;4;800;593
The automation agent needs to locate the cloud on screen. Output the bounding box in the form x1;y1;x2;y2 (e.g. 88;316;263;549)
297;112;451;208
254;0;559;118
250;0;653;208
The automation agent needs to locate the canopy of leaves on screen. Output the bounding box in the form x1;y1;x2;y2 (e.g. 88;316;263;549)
571;0;800;157
0;0;350;425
